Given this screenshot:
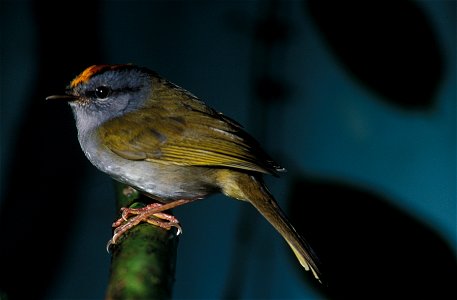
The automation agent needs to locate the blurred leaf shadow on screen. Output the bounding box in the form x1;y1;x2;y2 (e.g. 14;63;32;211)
306;1;443;110
288;177;457;299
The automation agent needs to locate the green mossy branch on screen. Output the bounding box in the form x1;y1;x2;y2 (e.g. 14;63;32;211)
105;183;178;300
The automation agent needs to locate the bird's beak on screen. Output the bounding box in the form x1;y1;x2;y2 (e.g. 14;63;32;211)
46;94;78;102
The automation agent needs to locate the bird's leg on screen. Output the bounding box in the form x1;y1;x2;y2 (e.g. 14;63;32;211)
115;203;164;224
107;199;191;251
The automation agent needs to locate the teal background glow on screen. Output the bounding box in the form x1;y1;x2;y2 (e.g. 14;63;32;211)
1;1;455;299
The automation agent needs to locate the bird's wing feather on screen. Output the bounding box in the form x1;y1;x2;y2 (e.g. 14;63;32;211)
98;97;283;175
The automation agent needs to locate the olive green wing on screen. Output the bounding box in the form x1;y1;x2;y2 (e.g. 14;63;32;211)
98;99;284;175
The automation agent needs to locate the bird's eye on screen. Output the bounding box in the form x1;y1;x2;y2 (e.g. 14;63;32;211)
94;86;111;99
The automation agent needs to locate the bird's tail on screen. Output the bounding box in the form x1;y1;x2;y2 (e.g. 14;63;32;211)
221;171;322;282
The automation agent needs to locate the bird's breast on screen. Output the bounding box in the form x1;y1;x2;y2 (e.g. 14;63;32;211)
77;128;217;201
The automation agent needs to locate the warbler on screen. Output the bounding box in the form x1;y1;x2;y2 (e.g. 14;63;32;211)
47;64;322;281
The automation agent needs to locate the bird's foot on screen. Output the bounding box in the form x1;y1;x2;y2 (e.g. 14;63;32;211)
106;199;190;252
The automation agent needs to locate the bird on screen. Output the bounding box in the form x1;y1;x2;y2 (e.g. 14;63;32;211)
46;64;322;281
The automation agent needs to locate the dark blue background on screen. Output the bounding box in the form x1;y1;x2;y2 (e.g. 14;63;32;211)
1;1;456;299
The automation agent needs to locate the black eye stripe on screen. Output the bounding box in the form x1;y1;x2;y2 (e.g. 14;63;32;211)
85;86;142;99
85;86;111;100
85;90;96;98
